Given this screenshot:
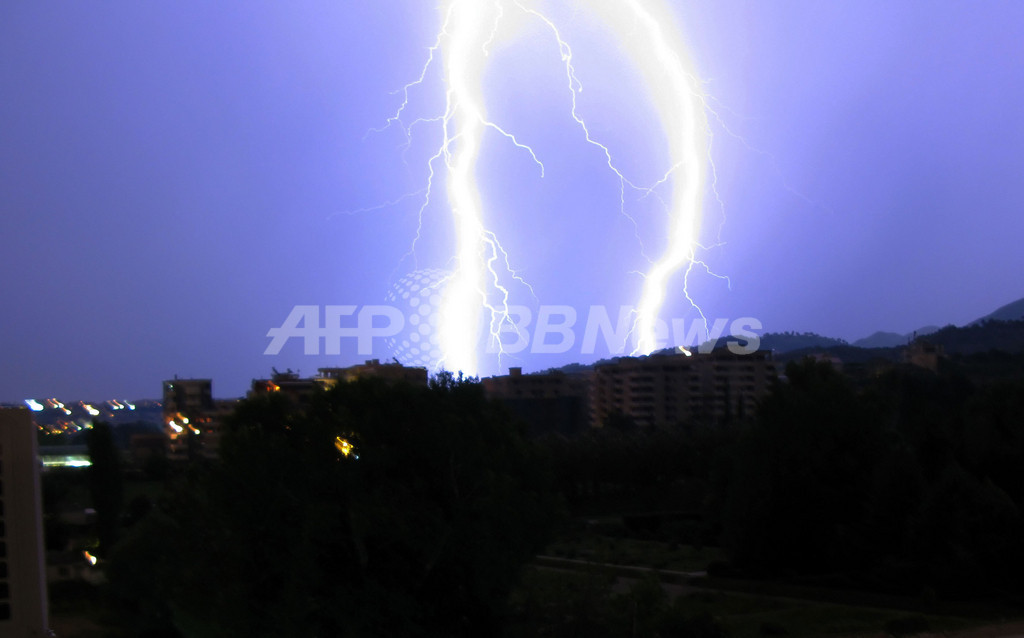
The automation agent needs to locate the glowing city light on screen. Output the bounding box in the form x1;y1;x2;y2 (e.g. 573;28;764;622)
24;399;45;412
377;0;712;374
335;436;356;458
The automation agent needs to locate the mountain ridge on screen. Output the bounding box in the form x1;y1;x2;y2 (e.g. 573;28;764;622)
969;296;1024;325
765;295;1024;354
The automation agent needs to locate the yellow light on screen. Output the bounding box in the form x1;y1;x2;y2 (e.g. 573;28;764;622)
334;436;354;457
83;550;97;566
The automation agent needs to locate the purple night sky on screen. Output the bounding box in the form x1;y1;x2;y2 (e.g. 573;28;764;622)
2;2;1023;402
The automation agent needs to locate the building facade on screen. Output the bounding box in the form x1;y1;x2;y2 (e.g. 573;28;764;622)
482;367;591;436
317;359;428;387
0;408;50;636
162;378;215;460
589;349;777;429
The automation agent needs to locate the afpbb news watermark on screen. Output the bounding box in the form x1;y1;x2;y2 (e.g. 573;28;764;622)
264;303;762;361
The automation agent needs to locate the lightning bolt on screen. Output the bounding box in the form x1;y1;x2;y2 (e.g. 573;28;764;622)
373;0;716;373
516;1;714;354
435;1;545;375
588;0;710;355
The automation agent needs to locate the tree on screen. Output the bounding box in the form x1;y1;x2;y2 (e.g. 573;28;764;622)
724;359;887;574
110;374;557;637
720;358;1024;596
86;421;123;555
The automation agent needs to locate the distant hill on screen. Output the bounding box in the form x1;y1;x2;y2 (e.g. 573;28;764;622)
969;296;1024;325
853;325;940;348
922;319;1024;355
852;331;907;348
769;320;1024;374
774;344;902;366
759;332;847;353
761;296;1022;354
524;297;1024;372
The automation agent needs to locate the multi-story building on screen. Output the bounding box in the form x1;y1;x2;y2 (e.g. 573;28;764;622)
590;349;777;429
249;361;428;404
904;340;945;372
249;370;330;403
317;359;428;387
482;367;591;436
0;408;50;636
195;399;239;459
162;378;215;460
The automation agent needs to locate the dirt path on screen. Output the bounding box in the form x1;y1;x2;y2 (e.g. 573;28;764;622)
928;622;1024;638
850;621;1024;638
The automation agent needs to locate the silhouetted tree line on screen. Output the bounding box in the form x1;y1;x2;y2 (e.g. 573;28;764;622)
925;318;1024;355
726;359;1024;598
86;421;124;555
107;373;557;638
538;421;733;543
758;331;849;353
99;357;1024;635
541;358;1024;600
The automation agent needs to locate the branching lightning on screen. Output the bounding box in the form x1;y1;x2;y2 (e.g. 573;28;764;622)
607;0;709;355
373;0;720;374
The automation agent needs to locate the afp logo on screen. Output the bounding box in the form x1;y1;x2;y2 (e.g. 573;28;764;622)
264;270;448;367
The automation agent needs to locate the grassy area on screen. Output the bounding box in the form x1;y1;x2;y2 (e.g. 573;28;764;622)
529;525;979;637
48;581;133;638
506;566;974;638
701;594;970;638
545;534;724;572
